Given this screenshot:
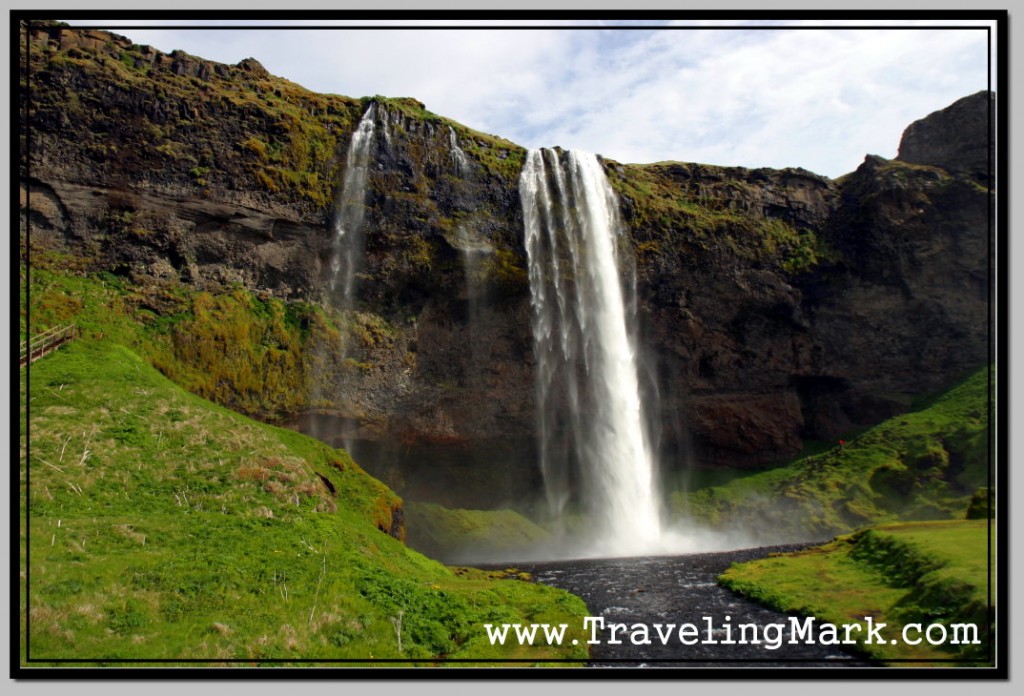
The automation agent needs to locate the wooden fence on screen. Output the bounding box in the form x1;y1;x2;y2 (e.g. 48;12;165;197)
19;324;78;367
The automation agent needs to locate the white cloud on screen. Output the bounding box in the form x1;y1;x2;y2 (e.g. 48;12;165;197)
85;20;993;178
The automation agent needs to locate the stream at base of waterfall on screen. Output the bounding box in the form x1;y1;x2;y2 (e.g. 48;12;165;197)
490;545;866;666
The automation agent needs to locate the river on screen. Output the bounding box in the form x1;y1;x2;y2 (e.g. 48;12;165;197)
503;545;870;668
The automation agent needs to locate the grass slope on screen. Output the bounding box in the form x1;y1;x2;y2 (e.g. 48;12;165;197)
719;520;994;663
24;265;342;419
675;367;991;542
405;502;553;564
20;340;589;665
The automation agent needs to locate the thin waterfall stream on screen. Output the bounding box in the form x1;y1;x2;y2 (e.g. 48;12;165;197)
309;103;378;451
448;126;470;176
329;103;377;304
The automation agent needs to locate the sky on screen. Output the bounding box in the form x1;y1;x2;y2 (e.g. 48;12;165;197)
55;17;995;180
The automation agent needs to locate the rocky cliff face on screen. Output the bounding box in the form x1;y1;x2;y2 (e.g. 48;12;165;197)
614;149;991;470
897;91;994;184
20;23;993;505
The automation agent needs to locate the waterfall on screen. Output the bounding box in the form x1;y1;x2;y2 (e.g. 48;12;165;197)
448;126;470;176
329;103;377;305
310;103;378;452
380;104;395;154
520;148;663;555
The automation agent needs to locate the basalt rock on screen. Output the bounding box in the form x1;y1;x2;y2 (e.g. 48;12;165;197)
897;90;995;185
19;23;993;497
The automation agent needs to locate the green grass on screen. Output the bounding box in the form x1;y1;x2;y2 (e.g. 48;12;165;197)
405;503;552;563
674;367;991;541
719;520;994;663
20;340;590;665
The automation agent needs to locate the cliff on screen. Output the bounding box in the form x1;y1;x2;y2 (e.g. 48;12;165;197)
20;23;993;506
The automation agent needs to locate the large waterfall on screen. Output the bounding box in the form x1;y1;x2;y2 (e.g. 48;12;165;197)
329;103;377;304
520;148;663;556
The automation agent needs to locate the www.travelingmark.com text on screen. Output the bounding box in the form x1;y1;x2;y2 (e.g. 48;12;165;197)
483;615;980;650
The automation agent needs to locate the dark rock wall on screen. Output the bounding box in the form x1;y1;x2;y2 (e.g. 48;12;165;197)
20;23;993;490
803;156;991;432
897;90;995;184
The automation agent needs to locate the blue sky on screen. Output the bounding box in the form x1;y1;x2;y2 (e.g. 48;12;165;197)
61;18;993;178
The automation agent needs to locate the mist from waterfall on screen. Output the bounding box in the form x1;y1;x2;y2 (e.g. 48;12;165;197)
520;148;665;557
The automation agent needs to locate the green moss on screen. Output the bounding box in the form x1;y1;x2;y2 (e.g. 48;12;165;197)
481;247;529;295
240;136;268;161
965;487;993;519
406;503;552;563
26;26;364;214
343;311;398;351
719;520;994;663
607;160;835;274
25;265;332;419
161;289;311;415
875;159;952;181
374;96;438;123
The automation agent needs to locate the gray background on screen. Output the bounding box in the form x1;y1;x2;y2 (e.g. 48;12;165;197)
1;0;1017;692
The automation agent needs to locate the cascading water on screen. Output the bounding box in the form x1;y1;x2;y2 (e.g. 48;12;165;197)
448;126;470;176
329;103;377;304
309;103;378;452
520;148;663;556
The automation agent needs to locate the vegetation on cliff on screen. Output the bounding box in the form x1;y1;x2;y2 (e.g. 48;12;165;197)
608;160;838;275
24;22;367;218
24;261;355;419
675;367;991;542
22;21;516;264
375;95;526;182
20;340;589;663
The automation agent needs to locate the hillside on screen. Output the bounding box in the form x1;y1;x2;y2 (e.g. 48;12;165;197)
719;520;994;663
675;367;991;542
20;340;589;663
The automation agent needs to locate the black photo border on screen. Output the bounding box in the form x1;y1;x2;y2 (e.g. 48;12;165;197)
10;7;1010;680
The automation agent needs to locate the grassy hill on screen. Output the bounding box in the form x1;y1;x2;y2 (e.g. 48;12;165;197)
674;367;991;542
405;502;553;564
19;340;589;665
719;520;994;663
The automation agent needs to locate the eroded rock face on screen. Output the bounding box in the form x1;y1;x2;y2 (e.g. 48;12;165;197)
897;90;995;184
22;179;327;296
803;154;990;426
20;23;993;494
624;98;992;469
